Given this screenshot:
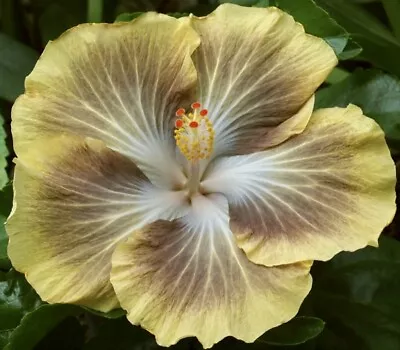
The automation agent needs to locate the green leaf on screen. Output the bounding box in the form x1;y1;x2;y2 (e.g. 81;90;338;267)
0;33;38;102
257;317;325;346
309;236;400;350
0;216;10;270
0;183;12;217
219;0;263;5
32;0;87;45
219;0;276;5
338;39;362;60
83;318;157;350
4;304;81;350
382;0;400;40
38;3;82;45
0;185;12;270
316;0;398;44
0;0;24;40
229;0;360;59
252;0;270;6
84;317;191;350
167;12;189;18
316;69;400;154
325;67;350;84
0;112;8;190
315;0;400;77
0;269;81;349
275;0;349;57
114;0;168;13
87;0;103;23
33;316;85;350
0;270;43;348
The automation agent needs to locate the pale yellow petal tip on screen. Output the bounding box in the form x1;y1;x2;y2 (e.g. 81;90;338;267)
345;103;364;114
216;2;282;14
188;3;285;22
298;260;314;269
368;239;379;248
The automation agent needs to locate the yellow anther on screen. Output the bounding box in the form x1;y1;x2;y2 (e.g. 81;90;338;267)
174;103;214;162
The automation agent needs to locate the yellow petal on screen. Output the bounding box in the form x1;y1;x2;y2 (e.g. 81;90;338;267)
6;135;189;311
111;194;311;348
202;105;396;265
185;4;337;157
12;13;200;189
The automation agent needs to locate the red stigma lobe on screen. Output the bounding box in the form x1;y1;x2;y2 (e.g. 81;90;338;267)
176;108;185;117
191;102;201;109
175;119;184;128
200;109;208;116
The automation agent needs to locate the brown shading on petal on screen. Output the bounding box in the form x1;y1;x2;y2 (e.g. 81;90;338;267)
202;105;396;266
186;4;337;156
6;135;189;311
12;13;200;188
111;194;311;348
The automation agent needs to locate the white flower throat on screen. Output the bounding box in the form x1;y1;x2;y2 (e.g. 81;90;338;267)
174;102;215;195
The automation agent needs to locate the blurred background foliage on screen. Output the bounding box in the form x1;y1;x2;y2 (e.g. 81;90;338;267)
1;0;400;349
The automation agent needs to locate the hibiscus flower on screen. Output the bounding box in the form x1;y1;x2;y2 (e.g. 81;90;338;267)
6;4;396;348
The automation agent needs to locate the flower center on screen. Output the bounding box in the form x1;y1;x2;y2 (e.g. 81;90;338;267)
174;102;214;163
174;102;215;196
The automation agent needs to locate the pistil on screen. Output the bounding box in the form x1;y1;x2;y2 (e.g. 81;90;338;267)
174;102;215;195
187;161;200;196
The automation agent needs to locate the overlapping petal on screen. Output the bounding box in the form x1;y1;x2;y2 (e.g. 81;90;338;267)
111;194;311;348
12;13;200;188
6;136;189;311
186;4;337;156
202;105;396;266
